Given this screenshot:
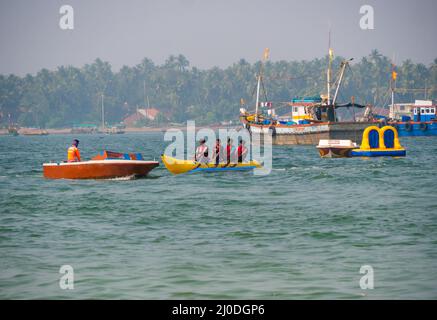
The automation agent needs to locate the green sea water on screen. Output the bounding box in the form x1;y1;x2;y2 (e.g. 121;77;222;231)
0;132;436;299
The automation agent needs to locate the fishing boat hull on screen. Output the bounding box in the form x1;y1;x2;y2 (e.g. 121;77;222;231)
388;121;437;137
43;160;159;179
161;155;261;175
241;117;376;145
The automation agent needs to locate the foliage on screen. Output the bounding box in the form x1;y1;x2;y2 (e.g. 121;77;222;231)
1;51;436;127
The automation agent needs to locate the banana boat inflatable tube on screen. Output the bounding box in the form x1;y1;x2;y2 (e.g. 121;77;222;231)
161;154;262;175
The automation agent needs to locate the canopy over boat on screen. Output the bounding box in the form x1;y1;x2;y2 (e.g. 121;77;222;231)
43;150;159;179
161;154;261;175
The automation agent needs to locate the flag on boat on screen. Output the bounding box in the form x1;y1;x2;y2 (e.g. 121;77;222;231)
329;48;334;60
263;48;270;60
260;102;273;108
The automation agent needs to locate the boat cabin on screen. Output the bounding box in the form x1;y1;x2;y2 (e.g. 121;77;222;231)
413;102;436;122
389;100;436;122
389;103;414;120
290;97;326;123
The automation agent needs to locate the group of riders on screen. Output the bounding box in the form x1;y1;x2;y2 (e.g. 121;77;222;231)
195;137;248;165
67;137;248;165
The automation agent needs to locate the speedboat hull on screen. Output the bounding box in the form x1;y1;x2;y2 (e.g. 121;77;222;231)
43;160;159;179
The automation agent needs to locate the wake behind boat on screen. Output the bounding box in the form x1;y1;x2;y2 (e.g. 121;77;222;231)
43;150;159;179
161;154;261;175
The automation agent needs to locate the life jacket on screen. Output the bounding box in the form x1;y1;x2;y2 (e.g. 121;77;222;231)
195;145;208;161
226;144;232;158
67;146;81;162
237;145;246;157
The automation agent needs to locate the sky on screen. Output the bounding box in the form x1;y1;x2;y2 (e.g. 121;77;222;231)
0;0;436;75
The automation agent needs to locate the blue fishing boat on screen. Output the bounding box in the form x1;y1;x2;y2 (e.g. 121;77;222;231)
387;100;437;136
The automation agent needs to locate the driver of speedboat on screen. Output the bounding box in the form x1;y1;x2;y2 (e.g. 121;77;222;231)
67;139;81;162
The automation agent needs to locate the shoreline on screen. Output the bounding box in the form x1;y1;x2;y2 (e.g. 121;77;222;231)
0;125;241;136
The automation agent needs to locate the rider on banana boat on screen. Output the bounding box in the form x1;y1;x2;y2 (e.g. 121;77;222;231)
195;138;209;164
212;138;224;166
237;139;248;163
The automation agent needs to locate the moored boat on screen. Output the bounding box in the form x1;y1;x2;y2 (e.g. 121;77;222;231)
20;128;49;135
240;48;377;145
387;100;437;136
317;139;357;158
161;154;261;175
43;150;159;179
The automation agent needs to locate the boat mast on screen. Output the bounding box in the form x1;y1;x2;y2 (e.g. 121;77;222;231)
390;54;398;115
332;59;352;106
255;48;269;123
391;80;395;111
327;28;333;105
255;75;261;122
391;63;396;110
101;93;105;131
143;80;147;107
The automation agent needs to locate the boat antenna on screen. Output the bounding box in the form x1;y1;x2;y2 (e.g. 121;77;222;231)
101;93;105;131
390;54;397;112
327;26;333;105
255;48;269;123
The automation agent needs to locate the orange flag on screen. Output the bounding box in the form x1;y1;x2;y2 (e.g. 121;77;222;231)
263;48;270;61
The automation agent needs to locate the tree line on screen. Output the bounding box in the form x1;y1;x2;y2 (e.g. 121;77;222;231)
1;50;436;128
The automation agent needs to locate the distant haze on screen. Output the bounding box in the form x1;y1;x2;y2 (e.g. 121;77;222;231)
1;0;436;75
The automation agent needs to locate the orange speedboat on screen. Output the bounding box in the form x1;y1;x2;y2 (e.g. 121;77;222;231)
43;150;159;179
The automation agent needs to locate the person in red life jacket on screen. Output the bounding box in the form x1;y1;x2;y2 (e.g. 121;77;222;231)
67;139;81;162
236;139;248;163
225;138;235;164
195;138;209;163
212;138;224;166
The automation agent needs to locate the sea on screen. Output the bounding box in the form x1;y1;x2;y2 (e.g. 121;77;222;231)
0;132;436;299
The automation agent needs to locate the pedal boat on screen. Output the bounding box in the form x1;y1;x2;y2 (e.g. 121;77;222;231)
350;125;406;157
43;150;159;179
317;139;357;158
161;154;261;175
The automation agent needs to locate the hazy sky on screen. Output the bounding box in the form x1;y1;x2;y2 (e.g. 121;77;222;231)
1;0;436;75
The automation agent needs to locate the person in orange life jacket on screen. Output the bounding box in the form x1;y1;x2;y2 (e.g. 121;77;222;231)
195;138;209;163
67;139;81;162
212;138;224;166
236;139;248;163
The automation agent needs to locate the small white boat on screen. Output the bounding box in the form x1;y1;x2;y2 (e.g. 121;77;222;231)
316;139;357;158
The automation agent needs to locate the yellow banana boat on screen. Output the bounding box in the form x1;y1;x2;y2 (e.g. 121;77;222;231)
161;154;262;175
